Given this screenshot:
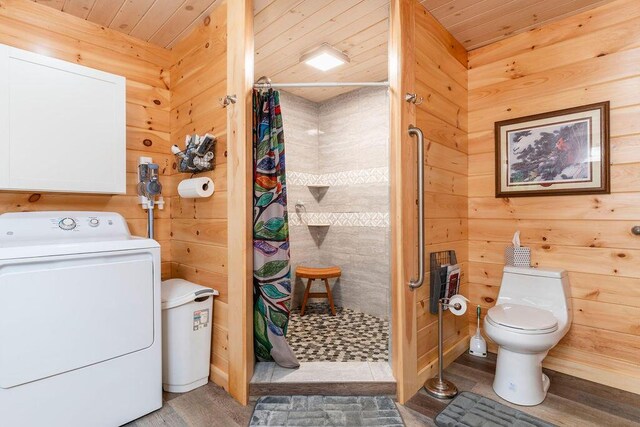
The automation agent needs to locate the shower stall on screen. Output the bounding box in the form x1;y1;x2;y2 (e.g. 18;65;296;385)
281;86;391;363
250;80;394;389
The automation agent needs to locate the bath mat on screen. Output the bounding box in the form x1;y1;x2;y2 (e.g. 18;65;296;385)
249;395;403;426
435;392;556;427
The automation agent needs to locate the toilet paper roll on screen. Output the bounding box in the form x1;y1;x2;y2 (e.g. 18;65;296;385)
448;294;468;316
178;177;214;198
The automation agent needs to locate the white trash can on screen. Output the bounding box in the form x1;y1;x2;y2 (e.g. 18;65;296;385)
161;279;219;393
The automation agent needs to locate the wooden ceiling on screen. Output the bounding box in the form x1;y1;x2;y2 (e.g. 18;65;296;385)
253;0;389;103
29;0;613;93
253;0;612;102
420;0;613;50
31;0;221;48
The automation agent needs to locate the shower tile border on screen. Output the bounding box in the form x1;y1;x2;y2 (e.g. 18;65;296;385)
289;212;390;228
288;167;389;187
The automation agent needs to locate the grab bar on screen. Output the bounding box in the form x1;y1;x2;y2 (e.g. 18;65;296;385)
408;125;425;290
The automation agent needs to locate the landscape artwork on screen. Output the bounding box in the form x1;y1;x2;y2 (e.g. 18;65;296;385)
507;119;591;186
495;102;610;197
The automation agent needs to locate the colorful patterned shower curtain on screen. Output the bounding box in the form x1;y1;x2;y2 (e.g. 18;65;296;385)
252;89;299;368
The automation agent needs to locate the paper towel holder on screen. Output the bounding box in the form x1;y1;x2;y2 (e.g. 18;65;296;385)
178;177;215;199
424;296;462;400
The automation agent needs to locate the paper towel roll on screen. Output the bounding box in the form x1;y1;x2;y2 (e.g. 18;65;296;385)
448;294;468;316
178;177;214;198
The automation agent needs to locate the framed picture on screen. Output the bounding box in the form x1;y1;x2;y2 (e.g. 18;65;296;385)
495;102;610;197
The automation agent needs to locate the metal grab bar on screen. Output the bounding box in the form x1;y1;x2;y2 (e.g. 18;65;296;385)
408;125;425;290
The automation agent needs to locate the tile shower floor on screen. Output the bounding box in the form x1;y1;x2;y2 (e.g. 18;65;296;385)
287;303;389;362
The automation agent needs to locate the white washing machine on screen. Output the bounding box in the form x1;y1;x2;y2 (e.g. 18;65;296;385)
0;211;162;427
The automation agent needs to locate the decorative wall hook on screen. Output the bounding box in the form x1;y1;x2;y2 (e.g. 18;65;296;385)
220;94;237;108
255;75;272;89
405;93;423;105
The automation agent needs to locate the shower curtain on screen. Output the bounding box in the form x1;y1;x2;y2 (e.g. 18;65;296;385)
252;89;299;368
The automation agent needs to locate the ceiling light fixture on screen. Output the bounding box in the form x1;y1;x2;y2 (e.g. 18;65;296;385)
300;43;350;71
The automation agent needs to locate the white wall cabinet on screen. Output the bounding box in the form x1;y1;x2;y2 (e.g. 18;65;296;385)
0;44;126;194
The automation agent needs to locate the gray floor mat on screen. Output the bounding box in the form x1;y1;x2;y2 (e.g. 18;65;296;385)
435;392;557;427
249;395;403;426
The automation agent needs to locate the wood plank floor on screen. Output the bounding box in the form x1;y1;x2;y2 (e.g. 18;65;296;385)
128;382;417;426
128;353;640;426
405;352;640;427
126;383;255;427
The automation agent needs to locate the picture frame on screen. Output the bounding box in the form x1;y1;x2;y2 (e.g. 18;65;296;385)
494;101;610;198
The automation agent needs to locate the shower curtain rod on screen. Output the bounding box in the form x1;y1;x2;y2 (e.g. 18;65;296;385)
253;81;389;89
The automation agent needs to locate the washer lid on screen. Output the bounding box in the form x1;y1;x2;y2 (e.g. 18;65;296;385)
161;278;219;309
0;211;159;259
487;304;558;332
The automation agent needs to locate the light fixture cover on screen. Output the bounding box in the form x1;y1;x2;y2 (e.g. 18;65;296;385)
300;43;350;71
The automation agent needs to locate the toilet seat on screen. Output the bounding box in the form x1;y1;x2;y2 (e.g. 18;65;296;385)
486;304;558;335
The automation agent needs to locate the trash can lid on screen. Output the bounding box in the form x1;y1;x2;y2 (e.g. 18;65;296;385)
161;278;219;310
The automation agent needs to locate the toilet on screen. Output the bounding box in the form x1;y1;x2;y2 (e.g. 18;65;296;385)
484;266;572;406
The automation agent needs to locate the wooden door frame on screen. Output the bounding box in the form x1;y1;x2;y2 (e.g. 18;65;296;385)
227;0;422;405
389;0;420;404
227;0;254;406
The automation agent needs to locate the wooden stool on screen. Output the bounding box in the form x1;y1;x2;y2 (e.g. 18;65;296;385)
296;266;341;316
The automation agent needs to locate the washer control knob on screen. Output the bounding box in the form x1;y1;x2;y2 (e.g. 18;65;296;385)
59;217;77;230
88;218;100;227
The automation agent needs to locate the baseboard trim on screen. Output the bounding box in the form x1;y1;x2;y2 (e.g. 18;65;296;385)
479;347;640;396
210;363;229;390
543;348;640;395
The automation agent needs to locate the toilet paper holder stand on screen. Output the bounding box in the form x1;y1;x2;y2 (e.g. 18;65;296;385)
429;250;459;314
424;296;462;399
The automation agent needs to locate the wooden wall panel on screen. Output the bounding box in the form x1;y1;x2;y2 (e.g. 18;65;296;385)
0;0;172;276
412;5;469;376
169;2;229;391
467;0;640;394
2;0;234;397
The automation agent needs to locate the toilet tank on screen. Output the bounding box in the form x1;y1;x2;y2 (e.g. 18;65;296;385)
498;266;572;325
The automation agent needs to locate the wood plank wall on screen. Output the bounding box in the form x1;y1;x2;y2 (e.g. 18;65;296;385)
0;0;173;277
169;2;230;391
412;5;470;375
467;0;640;394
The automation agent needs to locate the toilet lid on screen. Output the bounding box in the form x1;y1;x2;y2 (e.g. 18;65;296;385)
487;304;558;333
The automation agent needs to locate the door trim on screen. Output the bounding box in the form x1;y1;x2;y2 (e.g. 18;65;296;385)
389;0;420;404
230;0;424;405
227;0;254;406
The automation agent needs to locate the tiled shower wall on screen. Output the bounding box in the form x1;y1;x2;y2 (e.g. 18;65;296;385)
281;88;390;319
281;92;321;282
